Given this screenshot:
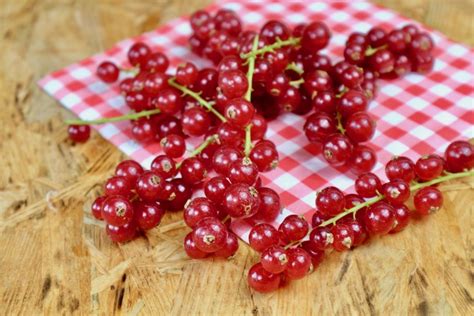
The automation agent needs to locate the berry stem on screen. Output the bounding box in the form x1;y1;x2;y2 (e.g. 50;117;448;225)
168;78;227;122
335;112;346;134
365;44;388;57
240;37;301;59
285;62;304;75
176;134;218;169
244;34;260;102
289;78;305;88
64;109;161;125
244;124;253;157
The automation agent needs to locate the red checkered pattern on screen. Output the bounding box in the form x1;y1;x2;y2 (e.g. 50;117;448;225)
38;0;474;242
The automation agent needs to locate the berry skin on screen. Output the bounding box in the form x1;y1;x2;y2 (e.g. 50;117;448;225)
151;155;177;179
260;20;290;44
308;227;334;250
345;112;376;143
91;196;106;220
364;202;395;235
192;217;228;253
304;112;337;145
184;197;218;228
250;114;268;140
340;65;363;89
212;146;243;175
218;70;248;99
261;246;288;274
180;157;207;186
323;134;353;166
367;27;387;47
350;145;377;175
301;241;325;269
444;140;474;172
311;211;331;227
68;125;91;143
181;107;211;137
135;171;165;202
414;187;443;216
249;142;279;172
97;61;119;83
101;196;134;226
390;204;411;234
228;157;259;185
104;175;133;198
249;223;280;252
160;134;186;158
127;42;151;68
331;224;354;251
176;62;198;86
415;154;444;181
385;156;416;183
144;52;169;73
224;98;255;128
342;219;367;247
301;21;330;52
381;179;410;206
106;222;137;243
153;88;184;115
132;119;155;143
223;183;260;218
184;232;208;259
303;70;332;97
166;178;193;211
285;247;312;280
338;90;368;118
204;176;231;205
251;187;281;222
115;160;144;184
279;215;309;243
387;29;409;53
355;172;382;198
248;262;281;293
214;233;239;258
217;122;244;146
316;186;345;216
134;202;165;230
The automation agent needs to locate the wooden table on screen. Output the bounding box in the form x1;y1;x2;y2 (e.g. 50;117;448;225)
1;1;473;315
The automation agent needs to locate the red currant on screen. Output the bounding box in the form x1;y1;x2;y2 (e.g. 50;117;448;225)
414;187;443;216
102;195;134;226
249;223;280;252
192;217;228;253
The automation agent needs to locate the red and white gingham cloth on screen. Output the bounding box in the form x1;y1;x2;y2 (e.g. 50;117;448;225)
39;0;473;242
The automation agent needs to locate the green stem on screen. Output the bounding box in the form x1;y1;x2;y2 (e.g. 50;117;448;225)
65;109;161;125
285;62;304;75
245;34;260;102
244;124;253;157
168;78;227;122
335;112;346;134
289;78;305;88
365;44;387;57
240;37;301;59
176;134;218;169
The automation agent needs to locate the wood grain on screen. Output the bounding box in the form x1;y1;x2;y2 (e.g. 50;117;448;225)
0;0;473;315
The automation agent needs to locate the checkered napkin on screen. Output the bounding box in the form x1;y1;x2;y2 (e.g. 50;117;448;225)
38;0;473;242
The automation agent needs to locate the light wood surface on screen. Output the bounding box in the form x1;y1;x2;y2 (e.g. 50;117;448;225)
0;1;473;315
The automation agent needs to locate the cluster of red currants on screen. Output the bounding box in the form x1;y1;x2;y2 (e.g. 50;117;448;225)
304;24;435;174
245;140;473;292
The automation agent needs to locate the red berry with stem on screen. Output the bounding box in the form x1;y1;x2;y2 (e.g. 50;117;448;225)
217;122;244;146
248;262;281;293
266;73;290;97
153;88;183;115
311;211;331;227
304;112;337;144
338;89;368;118
134;201;165;230
344;44;367;66
106;222;137;243
355;172;382;198
303;70;332;97
181;107;211;137
180;157;207;186
224;98;255;127
312;90;336;113
390;204;411;233
342;219;367;247
285;247;312;280
214;232;239;258
184;197;218;228
402;24;419;39
301;21;330;52
136;171;165;202
340;65;364;89
126;90;149;111
364;202;395;235
151;155;177;179
323;134;353;166
344;193;365;210
412;52;434;73
192;217;228;253
204;176;231;205
409;32;434;56
261;246;288;274
345;112;376;143
218;70;248;99
91;196;106;220
166;178;192;211
176;62;198;86
309;227;334;250
367;27;387;47
347;32;368;46
223;183;260;218
160;134;186;158
316;186;345;216
132;119;155;143
97;61;119;83
249;223;280;252
184;232;208;259
249;142;279;172
104;176;133;197
251;187;281;222
128;42;151;68
350;144;377;175
115;160;144;184
144;52;169;73
369;48;395;74
68;125;90;143
415;154;444;181
212;146;243;175
386;156;416;183
382;179;410;205
303;53;332;73
386;29;409;53
444;140;474;172
260;20;290;43
414;187;443;216
101;196;134;226
393;54;412;77
279;215;309;243
228;157;259;185
331;224;354;251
